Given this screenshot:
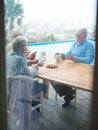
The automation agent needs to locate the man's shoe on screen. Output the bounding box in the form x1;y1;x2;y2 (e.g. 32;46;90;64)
62;102;70;107
70;95;75;100
64;95;74;102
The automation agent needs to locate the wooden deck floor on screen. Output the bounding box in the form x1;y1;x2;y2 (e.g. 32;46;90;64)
31;85;92;130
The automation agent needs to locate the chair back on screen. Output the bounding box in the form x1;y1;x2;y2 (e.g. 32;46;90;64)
7;75;34;130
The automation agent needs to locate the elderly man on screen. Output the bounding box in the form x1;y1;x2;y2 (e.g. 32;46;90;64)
51;28;94;107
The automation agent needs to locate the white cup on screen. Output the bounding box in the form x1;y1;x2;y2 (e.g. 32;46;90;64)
38;51;46;63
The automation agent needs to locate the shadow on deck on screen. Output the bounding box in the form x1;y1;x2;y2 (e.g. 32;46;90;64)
31;85;92;130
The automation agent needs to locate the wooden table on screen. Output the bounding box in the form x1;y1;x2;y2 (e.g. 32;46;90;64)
30;57;94;107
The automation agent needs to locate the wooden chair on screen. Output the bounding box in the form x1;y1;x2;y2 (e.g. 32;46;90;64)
7;75;44;130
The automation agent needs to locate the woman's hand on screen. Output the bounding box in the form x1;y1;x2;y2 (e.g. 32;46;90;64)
28;51;37;60
37;62;44;67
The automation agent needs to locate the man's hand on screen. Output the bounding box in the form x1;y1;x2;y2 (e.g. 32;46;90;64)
66;56;76;61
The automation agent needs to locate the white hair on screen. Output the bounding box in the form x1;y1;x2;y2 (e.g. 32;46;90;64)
12;27;22;38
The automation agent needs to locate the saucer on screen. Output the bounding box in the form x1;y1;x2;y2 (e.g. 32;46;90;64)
46;63;57;68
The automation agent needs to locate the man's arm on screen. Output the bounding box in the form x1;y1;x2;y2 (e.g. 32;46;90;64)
61;43;74;59
75;43;94;64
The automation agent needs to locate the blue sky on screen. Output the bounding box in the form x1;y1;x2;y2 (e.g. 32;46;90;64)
20;0;97;26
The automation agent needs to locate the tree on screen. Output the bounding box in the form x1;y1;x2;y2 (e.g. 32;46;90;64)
4;0;24;41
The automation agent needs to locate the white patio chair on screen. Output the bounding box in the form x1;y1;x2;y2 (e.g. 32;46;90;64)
7;75;44;130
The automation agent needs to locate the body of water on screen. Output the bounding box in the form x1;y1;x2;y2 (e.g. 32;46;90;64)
28;42;73;57
27;38;95;58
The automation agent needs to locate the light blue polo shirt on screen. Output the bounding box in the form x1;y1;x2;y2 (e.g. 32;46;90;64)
61;39;94;64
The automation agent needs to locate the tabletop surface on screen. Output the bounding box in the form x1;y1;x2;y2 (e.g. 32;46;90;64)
30;57;94;92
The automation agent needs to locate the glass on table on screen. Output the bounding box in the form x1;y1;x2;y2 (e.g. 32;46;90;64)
55;54;61;63
38;51;46;64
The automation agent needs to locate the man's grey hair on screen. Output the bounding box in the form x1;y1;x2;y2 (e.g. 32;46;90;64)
82;28;88;37
77;28;88;37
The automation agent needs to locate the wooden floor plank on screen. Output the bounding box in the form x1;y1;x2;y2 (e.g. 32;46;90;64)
31;86;91;130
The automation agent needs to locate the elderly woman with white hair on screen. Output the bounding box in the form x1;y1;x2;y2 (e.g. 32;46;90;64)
6;36;47;130
6;36;48;92
6;36;39;77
